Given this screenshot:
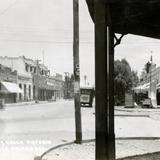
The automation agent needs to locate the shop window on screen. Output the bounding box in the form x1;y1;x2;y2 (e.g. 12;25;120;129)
25;63;29;72
34;67;36;73
29;85;31;99
30;66;33;72
19;84;22;88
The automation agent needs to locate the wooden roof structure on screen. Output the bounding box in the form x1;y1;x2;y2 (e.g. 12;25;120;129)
86;0;160;39
85;1;160;160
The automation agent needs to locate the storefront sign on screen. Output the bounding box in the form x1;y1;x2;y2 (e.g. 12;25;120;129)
75;64;80;77
74;82;80;93
80;94;90;103
47;82;54;86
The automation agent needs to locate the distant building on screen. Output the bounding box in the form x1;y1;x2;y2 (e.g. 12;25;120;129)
33;72;64;101
0;56;64;102
136;63;160;105
64;73;74;99
140;63;157;85
0;64;22;103
53;73;64;100
0;56;35;102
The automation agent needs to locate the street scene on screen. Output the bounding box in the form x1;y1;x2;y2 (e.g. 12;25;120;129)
0;100;94;160
0;0;160;160
1;101;160;160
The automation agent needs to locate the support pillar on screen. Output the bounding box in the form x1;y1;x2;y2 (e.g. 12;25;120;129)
108;28;115;160
95;1;108;160
95;1;115;160
73;0;82;144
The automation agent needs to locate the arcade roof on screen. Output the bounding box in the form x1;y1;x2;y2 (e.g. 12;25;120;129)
86;0;160;39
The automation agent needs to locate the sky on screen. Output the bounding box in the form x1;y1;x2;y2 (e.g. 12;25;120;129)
0;0;160;85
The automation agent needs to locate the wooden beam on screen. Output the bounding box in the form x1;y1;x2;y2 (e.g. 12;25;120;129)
108;28;115;160
94;1;108;159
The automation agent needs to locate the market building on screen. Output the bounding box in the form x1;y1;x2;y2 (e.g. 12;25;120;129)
0;64;22;103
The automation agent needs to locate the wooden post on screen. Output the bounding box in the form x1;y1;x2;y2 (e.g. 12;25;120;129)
94;1;108;159
73;0;82;144
108;28;116;160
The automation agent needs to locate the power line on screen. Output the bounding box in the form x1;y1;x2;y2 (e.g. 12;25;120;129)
0;0;19;17
0;39;94;44
0;25;94;33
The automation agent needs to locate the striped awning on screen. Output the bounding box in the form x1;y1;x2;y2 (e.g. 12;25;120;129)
1;81;23;93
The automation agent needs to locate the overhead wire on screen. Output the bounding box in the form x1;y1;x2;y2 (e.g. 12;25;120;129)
0;1;94;45
0;0;19;17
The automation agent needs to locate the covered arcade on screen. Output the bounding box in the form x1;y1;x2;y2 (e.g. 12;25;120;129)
85;0;160;159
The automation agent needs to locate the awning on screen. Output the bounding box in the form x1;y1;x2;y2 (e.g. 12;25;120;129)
133;83;150;93
133;81;160;93
157;83;160;89
1;81;23;93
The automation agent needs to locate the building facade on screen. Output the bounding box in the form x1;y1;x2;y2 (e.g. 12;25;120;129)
137;63;160;105
0;56;35;102
140;63;158;84
0;56;64;102
0;64;22;103
64;73;74;99
33;73;64;101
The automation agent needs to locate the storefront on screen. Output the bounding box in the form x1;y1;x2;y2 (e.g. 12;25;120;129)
0;81;23;103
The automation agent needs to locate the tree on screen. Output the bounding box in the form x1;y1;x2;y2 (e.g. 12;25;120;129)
145;61;151;73
131;70;139;87
114;59;139;105
64;73;74;99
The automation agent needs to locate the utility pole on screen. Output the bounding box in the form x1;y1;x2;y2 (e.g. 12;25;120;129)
73;0;82;144
35;59;41;102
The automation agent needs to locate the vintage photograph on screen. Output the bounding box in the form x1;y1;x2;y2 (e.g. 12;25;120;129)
0;0;160;160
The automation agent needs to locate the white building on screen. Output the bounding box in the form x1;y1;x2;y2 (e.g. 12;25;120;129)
0;56;36;101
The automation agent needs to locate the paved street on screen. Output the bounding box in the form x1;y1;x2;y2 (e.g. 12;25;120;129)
0;100;95;160
0;101;160;160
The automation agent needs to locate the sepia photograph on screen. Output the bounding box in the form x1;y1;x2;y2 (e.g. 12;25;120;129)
0;0;160;160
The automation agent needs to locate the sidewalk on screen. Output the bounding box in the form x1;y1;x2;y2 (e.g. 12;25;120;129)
115;106;160;113
37;106;160;160
4;100;57;107
40;139;160;160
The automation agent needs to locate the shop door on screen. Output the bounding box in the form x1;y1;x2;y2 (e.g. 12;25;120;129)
156;89;160;105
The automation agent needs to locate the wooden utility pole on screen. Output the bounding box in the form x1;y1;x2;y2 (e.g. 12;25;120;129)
73;0;82;144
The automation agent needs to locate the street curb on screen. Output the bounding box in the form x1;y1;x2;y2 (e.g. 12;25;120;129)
115;108;160;113
4;100;58;108
5;101;44;107
117;151;160;160
34;139;95;160
115;114;150;117
5;99;66;108
34;137;160;160
116;137;160;140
